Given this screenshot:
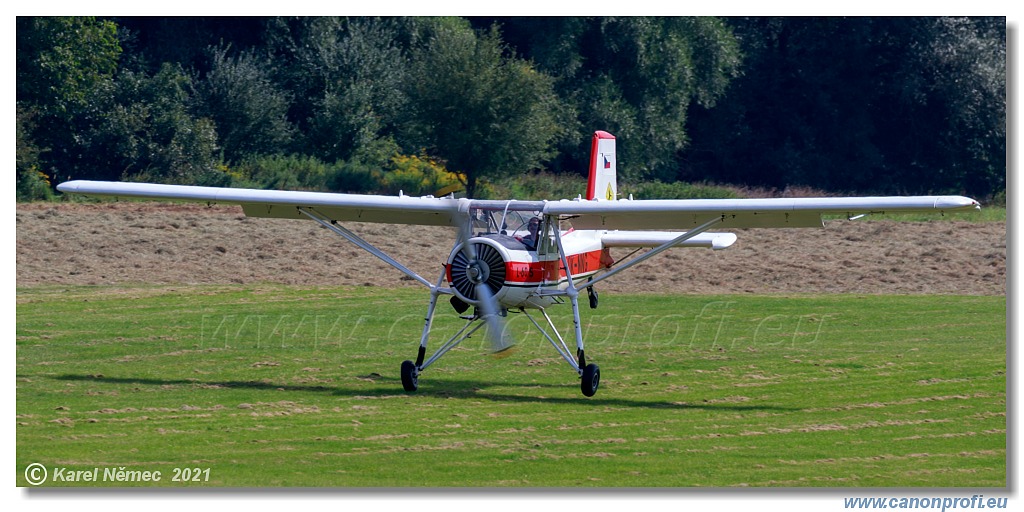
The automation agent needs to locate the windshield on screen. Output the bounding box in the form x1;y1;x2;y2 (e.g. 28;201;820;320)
469;208;540;237
467;204;575;254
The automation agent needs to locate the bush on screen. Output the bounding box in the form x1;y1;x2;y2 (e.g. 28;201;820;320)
232;154;332;190
177;151;464;197
378;154;462;196
327;159;379;194
17;166;55;201
482;173;742;201
621;181;740;200
482;172;590;200
987;189;1006;208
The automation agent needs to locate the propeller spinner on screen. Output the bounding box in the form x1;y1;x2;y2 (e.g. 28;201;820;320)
451;223;515;354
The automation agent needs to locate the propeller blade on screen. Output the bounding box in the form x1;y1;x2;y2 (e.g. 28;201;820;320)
475;280;515;355
458;215;515;355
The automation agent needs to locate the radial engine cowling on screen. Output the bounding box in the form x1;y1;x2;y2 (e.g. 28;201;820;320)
447;237;510;306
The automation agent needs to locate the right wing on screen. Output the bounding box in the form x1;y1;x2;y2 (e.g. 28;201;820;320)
55;180;466;227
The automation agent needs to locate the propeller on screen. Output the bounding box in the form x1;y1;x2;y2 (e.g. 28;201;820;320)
457;216;516;355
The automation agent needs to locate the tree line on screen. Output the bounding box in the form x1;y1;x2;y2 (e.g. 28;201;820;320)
16;16;1005;201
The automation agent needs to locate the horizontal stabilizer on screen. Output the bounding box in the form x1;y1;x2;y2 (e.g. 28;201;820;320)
601;231;737;250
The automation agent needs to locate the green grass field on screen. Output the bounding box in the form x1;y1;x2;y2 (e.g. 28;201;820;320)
16;285;1005;487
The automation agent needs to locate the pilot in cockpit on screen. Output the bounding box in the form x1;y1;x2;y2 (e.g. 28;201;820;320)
518;216;541;251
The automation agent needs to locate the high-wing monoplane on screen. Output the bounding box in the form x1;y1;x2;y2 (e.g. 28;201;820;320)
57;131;981;396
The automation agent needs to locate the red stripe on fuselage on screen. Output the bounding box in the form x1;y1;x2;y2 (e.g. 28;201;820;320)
504;249;609;285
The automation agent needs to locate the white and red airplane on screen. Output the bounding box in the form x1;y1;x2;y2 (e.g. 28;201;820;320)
57;131;981;396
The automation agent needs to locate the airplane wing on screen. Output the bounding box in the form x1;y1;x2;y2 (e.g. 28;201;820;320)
58;180;980;231
55;180;465;227
542;196;981;230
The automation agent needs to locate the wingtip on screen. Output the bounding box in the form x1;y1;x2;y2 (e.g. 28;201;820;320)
935;196;982;211
712;233;739;250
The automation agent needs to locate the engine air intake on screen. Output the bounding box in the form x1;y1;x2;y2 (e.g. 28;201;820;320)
449;241;507;302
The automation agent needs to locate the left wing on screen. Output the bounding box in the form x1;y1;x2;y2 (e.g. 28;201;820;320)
542;196;981;230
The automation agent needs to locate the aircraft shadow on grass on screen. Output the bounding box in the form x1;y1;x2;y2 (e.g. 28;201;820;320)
49;373;794;412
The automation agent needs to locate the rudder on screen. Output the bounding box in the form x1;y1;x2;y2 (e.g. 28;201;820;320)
585;131;617;201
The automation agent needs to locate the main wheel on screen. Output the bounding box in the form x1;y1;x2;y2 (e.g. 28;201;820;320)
400;360;419;392
581;363;600;397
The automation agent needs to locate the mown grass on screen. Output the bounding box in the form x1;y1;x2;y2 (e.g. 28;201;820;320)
16;286;1005;487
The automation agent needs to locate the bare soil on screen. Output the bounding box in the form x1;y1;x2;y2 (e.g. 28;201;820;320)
16;202;1005;295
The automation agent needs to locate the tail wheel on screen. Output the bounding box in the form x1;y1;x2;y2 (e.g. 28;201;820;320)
401;360;418;392
581;363;600;397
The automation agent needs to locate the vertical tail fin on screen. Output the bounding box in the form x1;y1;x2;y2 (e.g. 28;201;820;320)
585;131;617;201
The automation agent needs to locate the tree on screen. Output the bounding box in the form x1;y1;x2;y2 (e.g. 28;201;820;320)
894;17;1005;197
483;17;742;181
17;16;121;114
198;45;294;163
16;106;53;200
264;17;408;163
405;21;562;198
80;63;219;183
112;17;269;75
684;17;1005;197
20;16;999;198
17;16;121;182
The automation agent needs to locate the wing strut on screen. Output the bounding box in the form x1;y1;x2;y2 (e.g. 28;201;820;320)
297;207;435;289
580;215;726;291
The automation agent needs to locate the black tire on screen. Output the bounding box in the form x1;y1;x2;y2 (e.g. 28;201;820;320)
401;360;418;392
581;363;600;397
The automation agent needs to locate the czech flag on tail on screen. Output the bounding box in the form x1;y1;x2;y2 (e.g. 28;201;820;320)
585;131;617;201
